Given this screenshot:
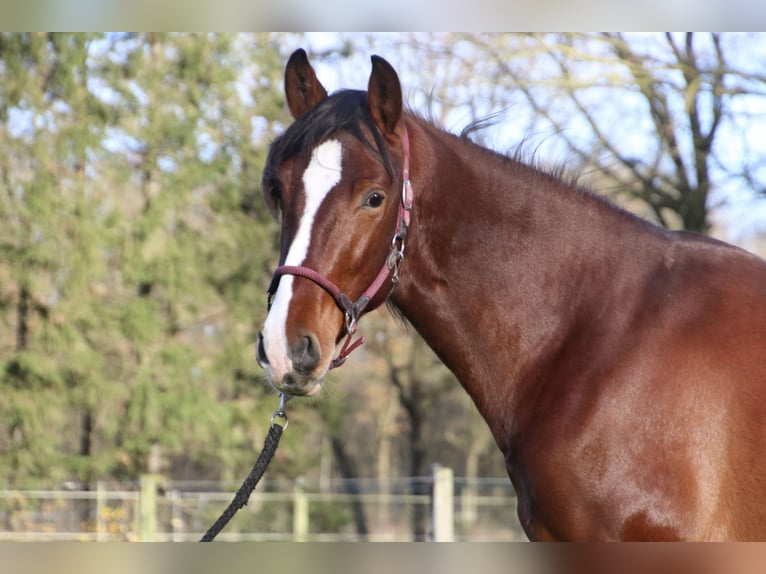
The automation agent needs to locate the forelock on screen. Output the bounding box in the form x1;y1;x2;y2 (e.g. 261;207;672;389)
262;89;397;216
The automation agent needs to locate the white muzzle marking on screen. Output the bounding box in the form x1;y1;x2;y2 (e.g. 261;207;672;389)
261;139;343;384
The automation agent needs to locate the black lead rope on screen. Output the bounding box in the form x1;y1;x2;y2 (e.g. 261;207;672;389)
199;395;289;542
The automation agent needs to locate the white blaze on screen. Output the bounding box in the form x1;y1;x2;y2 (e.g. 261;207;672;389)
262;139;343;379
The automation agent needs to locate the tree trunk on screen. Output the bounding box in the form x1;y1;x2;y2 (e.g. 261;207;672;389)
375;386;400;533
16;283;29;351
330;436;369;539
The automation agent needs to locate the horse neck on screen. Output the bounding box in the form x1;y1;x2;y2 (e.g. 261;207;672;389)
391;116;661;442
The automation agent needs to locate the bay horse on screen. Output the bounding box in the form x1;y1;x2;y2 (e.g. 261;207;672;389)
256;48;766;540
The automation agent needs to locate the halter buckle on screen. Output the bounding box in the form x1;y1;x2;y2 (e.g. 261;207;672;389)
339;293;369;335
387;232;406;284
402;179;413;227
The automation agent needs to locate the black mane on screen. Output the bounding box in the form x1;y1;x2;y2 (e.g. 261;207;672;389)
262;89;396;217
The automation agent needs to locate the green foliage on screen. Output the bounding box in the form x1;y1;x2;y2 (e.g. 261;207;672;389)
0;33;290;485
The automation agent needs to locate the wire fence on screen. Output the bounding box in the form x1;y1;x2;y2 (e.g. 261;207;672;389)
0;468;526;541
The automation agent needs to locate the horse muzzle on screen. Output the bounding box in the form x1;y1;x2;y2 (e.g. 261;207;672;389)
256;329;326;397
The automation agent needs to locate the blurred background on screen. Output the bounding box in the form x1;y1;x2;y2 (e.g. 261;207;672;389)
0;32;765;541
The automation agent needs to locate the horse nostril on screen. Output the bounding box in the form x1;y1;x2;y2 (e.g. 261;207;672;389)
256;331;269;367
291;333;321;375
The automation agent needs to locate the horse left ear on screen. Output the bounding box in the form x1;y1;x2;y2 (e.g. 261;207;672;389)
368;55;403;137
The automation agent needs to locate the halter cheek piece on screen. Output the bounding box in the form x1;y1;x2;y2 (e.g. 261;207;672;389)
266;127;413;369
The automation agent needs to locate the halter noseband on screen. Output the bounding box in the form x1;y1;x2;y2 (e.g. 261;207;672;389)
266;127;413;369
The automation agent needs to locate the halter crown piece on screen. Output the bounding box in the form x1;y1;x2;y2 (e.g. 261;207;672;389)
267;126;413;369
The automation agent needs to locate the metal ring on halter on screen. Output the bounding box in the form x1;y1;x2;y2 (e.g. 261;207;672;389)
344;312;357;335
270;393;290;430
391;231;405;254
387;233;405;284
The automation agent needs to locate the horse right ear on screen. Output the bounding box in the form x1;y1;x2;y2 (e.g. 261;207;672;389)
284;49;328;119
368;55;403;138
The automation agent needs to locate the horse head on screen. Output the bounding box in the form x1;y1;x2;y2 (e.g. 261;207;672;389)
256;49;411;397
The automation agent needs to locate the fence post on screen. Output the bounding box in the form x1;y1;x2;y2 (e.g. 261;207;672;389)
139;474;158;542
170;489;183;542
431;465;455;542
96;481;107;542
460;478;478;529
293;477;309;542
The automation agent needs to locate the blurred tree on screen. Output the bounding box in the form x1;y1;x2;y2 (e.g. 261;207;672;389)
478;33;749;233
85;32;291;481
0;33;291;485
359;315;472;540
0;33;112;484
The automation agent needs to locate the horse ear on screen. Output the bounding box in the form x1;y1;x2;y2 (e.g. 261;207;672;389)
284;49;328;119
368;55;403;137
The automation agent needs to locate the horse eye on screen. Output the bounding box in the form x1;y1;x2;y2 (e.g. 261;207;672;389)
364;192;385;209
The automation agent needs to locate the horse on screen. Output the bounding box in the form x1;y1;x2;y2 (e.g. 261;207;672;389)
256;48;766;540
